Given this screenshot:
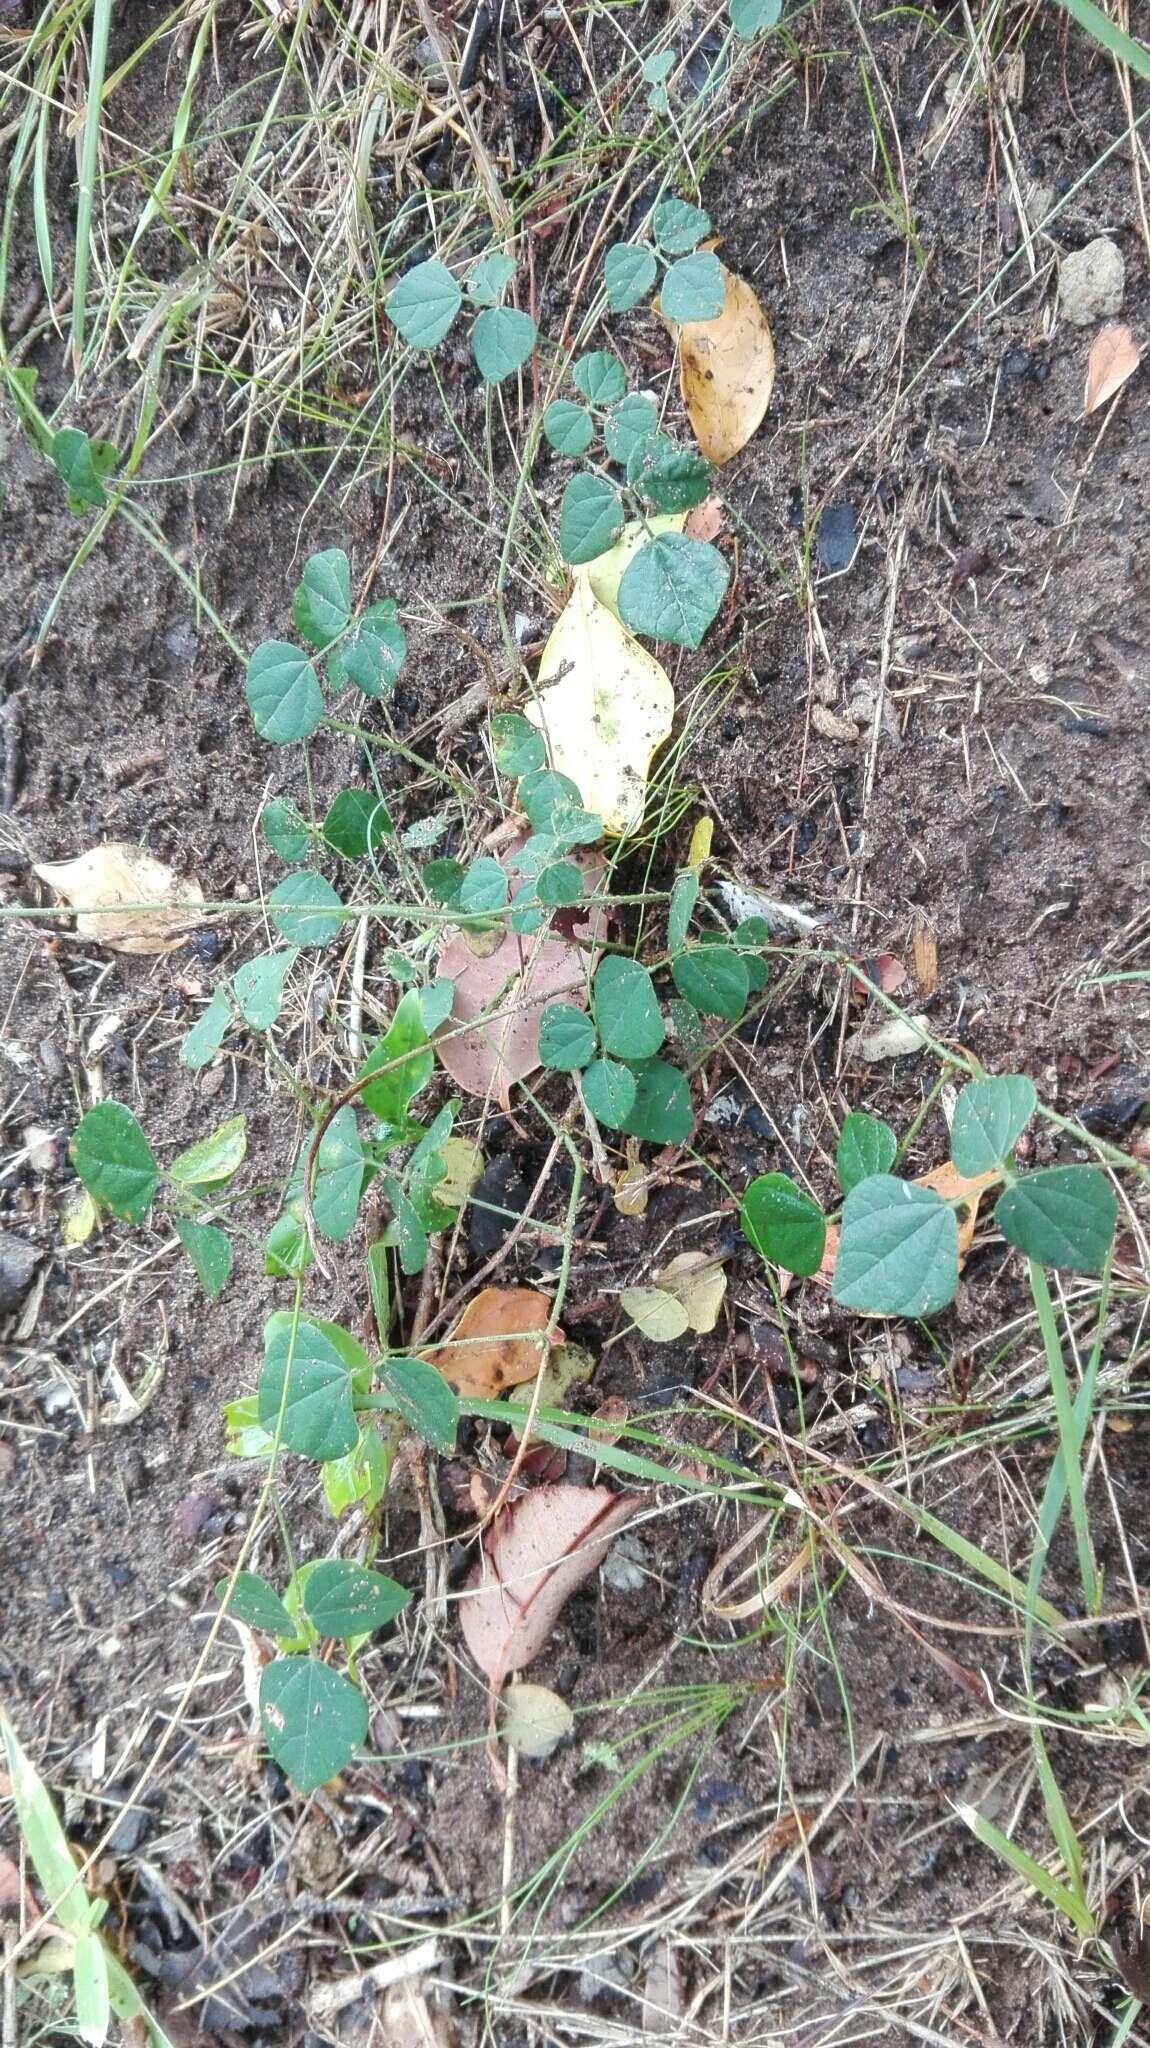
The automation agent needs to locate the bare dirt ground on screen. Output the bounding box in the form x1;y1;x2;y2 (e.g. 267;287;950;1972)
2;3;1150;2043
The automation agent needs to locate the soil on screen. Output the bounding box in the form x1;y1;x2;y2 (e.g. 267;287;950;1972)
2;4;1150;2044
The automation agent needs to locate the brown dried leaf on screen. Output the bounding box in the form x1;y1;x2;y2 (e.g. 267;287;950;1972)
670;263;775;466
421;1285;557;1396
683;495;726;543
33;843;205;955
434;848;607;1110
459;1483;639;1685
1084;322;1140;415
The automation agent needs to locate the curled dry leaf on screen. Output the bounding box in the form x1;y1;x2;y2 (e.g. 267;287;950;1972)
499;1681;575;1759
1084;322;1140;415
33;843;205;955
435;846;607;1110
421;1285;557;1396
849;1013;932;1062
526;575;675;835
653;1250;727;1333
669;262;775;465
459;1483;639;1685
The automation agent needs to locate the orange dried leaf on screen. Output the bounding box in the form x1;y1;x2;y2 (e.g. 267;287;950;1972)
458;1483;639;1685
671;263;775;465
914;1161;996;1260
421;1285;557;1397
1084;323;1140;415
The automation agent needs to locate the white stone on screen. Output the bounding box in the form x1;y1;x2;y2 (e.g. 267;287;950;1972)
1058;237;1125;327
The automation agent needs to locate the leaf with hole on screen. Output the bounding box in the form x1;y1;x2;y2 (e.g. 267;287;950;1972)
217;1571;294;1638
604;243;658;312
572;351;627;404
171;1112;246;1188
559;474;625;565
258;1313;359;1460
292;548;351;650
594;955;664;1058
323;789;391;860
180;985;231;1069
312;1106;367;1242
539;1001;596;1071
491;711;546;775
246;641;324;743
671;945;747;1020
467;250;516;305
742;1172;826;1276
995;1166;1116;1274
328;600;407;697
660;251;725;323
653;198;711;254
833;1175;959;1316
618;1059;692;1143
260;1656;367;1794
618;533;729;649
268;871;344;947
950;1074;1037;1176
302;1560;411;1639
473;304;536;383
260;797;309;862
175;1218;232;1300
581;1055;637;1128
234;948;297;1030
72;1103;158;1224
387;258;461;348
543;399;594;455
380;1355;459;1453
837;1110;898;1193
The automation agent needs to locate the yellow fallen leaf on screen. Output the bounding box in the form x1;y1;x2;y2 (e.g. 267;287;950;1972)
653;1249;727;1332
526;575;674;836
619;1286;689;1342
33;843;204;955
671;262;775;465
435;1136;484;1209
1084;322;1140;415
584;513;685;618
59;1186;98;1246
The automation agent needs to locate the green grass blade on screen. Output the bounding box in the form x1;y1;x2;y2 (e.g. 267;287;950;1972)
0;1710;91;1934
1058;0;1150;80
954;1801;1096;1937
